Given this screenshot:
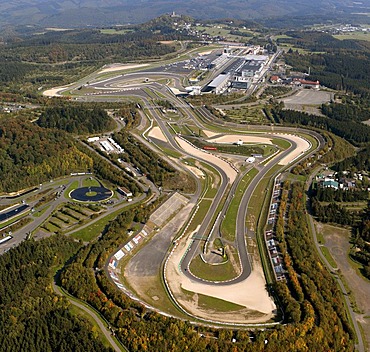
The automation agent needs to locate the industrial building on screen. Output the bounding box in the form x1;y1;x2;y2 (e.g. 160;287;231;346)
203;73;230;94
231;59;266;89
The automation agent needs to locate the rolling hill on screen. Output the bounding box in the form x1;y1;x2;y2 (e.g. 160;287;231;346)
0;0;368;28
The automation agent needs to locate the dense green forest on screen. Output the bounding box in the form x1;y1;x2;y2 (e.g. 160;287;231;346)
273;182;354;350
0;115;140;195
0;117;93;193
313;187;369;202
37;104;116;134
271;106;370;145
0;236;113;352
311;200;357;225
280;32;370;97
113;130;196;192
333;145;370;172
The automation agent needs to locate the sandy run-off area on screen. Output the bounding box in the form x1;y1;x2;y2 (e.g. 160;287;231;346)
98;63;149;74
43;84;73;97
166;234;276;324
272;133;311;165
175;137;237;183
148;126;168;143
209;133;311;166
203;129;220;138
209;134;273;145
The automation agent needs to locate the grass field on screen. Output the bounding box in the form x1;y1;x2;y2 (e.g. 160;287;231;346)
82;177;101;187
70;203;136;241
320;246;338;268
271;138;291;150
221;168;258;241
181;288;245;312
64;181;79;198
247;164;282;234
189;254;237;282
333;32;370;42
33;205;51;218
185;199;212;237
100;28;134;35
223;106;268;124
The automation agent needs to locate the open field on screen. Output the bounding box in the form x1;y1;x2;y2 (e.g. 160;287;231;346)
221;168;258;241
222;106;268;124
315;222;370;350
333;32;370;42
189;254;237;281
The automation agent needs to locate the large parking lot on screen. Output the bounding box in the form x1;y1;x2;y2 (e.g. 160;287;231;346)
281;89;333;106
150;192;188;227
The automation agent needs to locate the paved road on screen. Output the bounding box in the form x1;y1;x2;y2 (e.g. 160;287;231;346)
52;281;124;352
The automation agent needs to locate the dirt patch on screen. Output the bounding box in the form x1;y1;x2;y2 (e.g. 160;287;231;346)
183;164;205;179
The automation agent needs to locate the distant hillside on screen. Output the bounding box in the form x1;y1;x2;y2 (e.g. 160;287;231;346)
0;0;368;28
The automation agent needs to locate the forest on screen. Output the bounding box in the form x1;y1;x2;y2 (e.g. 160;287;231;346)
281;32;370;97
332;144;370;172
0;115;140;195
0;117;93;193
113;130;196;193
0;236;113;352
313;187;369;203
37;104;116;134
271;106;370;145
273;182;354;350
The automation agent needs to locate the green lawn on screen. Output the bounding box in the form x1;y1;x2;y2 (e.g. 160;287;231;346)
64;181;79;198
271;138;291;149
320;246;338;268
189;254;237;282
82;177;101;187
100;29;133;35
193;291;245;312
333;32;370;42
33;205;51;218
185;199;212;237
162;147;182;158
221;168;258;241
70;203;136;242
